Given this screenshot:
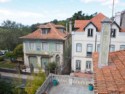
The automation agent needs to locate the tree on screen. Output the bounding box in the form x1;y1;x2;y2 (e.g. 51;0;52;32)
0;20;31;51
13;44;23;59
25;70;46;94
46;62;57;73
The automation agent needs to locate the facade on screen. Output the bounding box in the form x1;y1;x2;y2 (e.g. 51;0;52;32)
20;23;67;72
71;13;125;73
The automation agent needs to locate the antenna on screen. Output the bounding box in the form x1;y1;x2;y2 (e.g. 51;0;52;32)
112;0;115;20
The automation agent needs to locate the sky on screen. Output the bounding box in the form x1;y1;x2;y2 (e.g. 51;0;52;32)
0;0;125;25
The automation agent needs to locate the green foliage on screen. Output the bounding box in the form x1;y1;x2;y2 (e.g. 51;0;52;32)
51;11;97;31
25;70;46;94
13;44;23;58
0;61;16;68
0;56;4;61
0;79;14;94
0;20;31;51
5;52;15;58
46;62;57;73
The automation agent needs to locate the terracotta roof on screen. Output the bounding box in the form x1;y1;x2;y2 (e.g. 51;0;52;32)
121;28;125;32
20;23;67;40
74;20;89;31
74;13;106;32
72;72;93;78
93;50;125;94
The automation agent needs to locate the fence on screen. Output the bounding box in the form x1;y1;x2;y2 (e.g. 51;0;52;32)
36;74;94;94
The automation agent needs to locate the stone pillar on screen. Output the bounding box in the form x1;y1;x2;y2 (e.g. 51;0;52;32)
24;54;29;67
98;17;112;68
37;56;41;67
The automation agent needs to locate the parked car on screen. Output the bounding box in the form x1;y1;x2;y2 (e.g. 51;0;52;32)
0;51;3;56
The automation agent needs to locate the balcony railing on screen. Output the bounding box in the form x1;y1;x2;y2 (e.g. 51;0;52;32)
35;73;94;94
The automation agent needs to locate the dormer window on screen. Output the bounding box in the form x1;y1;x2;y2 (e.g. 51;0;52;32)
41;28;50;34
88;28;93;37
111;29;116;38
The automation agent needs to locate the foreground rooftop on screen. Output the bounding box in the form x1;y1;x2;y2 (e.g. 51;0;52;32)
49;84;93;94
93;50;125;94
36;74;94;94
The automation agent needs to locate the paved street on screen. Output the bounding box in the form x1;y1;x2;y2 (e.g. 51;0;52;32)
0;72;33;79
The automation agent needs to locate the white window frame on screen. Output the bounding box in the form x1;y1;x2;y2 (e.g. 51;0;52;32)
120;45;125;50
36;43;41;51
42;42;48;51
110;45;115;52
111;29;116;38
76;43;82;52
56;43;60;51
86;61;91;69
29;42;34;50
87;44;93;56
87;28;93;37
76;60;81;71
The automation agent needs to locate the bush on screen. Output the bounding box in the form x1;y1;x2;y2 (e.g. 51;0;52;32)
0;56;4;61
46;62;57;73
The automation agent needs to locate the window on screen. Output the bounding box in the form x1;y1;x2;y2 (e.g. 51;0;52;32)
88;28;93;37
76;43;82;52
56;55;60;64
29;42;34;50
120;45;125;50
86;61;91;69
97;44;100;52
87;44;93;56
36;43;41;51
111;29;116;38
56;43;60;51
41;28;50;34
42;42;48;51
110;45;115;52
76;60;81;71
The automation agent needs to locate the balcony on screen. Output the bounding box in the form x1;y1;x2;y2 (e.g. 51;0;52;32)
36;74;94;94
25;50;53;56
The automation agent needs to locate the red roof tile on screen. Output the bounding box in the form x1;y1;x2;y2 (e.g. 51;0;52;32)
74;13;106;32
20;23;67;40
74;20;89;31
93;50;125;94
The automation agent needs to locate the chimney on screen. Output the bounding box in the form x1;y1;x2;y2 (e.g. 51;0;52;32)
98;17;112;68
69;20;72;33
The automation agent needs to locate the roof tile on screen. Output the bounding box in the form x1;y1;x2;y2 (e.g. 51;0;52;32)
20;23;67;40
93;50;125;94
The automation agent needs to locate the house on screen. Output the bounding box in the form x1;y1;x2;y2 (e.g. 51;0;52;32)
20;23;67;72
71;13;125;73
93;17;125;94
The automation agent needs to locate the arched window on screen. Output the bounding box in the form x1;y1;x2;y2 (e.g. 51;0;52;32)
56;55;60;64
76;43;82;52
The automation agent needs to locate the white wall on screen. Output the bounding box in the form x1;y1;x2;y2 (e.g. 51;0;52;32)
72;23;125;72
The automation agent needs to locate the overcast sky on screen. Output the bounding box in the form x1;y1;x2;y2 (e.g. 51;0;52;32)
0;0;125;25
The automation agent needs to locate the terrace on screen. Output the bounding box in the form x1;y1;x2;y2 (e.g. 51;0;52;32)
36;74;94;94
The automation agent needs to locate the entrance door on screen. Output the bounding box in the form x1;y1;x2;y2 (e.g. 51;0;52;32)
29;56;38;68
41;58;49;69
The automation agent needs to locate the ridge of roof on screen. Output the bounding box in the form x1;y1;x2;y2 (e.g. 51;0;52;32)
20;23;67;40
75;13;106;32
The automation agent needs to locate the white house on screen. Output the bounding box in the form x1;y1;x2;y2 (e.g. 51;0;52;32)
20;23;67;72
71;13;125;73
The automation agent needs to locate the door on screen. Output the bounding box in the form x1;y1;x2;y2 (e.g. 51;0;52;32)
29;56;38;68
